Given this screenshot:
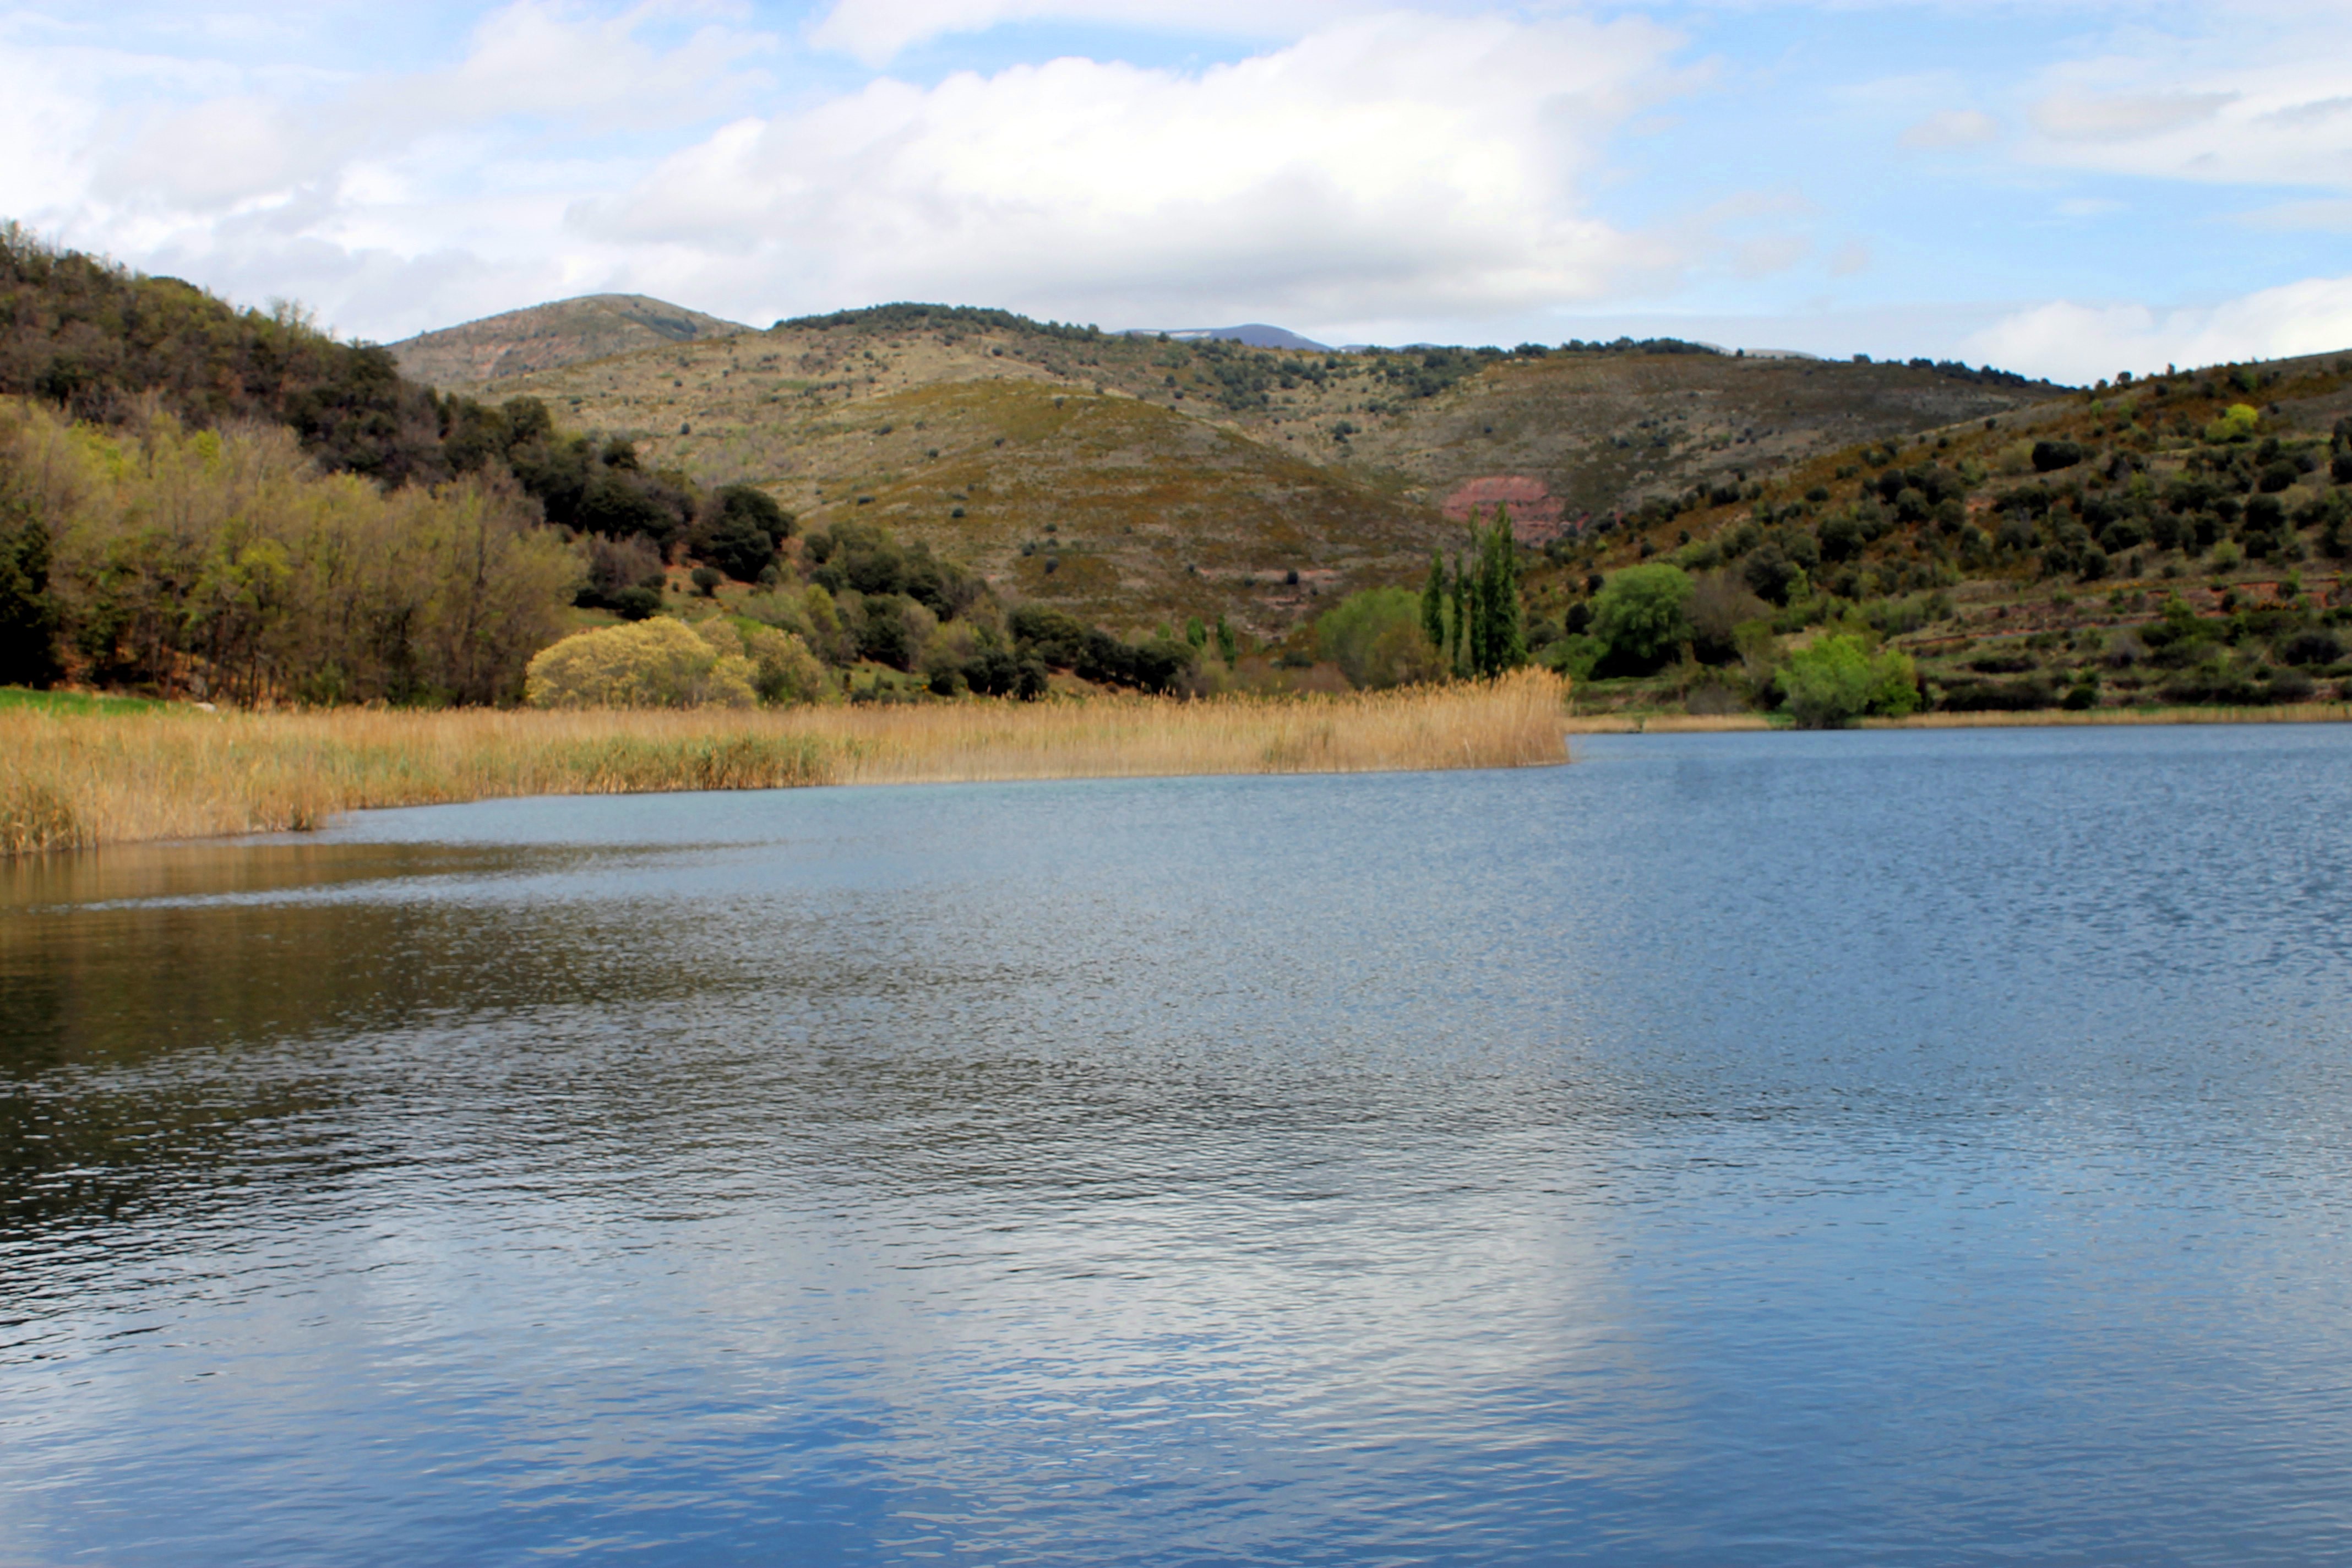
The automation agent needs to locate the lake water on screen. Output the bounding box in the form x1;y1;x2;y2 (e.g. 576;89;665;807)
5;726;2352;1566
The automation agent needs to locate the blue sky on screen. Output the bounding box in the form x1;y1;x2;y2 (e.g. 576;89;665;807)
4;1;2349;381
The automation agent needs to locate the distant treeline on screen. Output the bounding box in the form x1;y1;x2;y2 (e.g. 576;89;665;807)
775;303;1110;342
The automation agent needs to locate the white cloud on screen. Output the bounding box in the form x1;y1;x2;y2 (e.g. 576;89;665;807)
809;0;1362;67
578;10;1691;328
1901;108;1998;149
1964;275;2352;384
2030;89;2231;143
2019;35;2352;190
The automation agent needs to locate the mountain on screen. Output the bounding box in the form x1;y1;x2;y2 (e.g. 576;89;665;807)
389;294;749;388
461;301;2064;632
1129;324;1332;352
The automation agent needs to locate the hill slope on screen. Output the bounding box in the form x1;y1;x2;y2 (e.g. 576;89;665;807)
390;294;749;388
1523;350;2352;715
470;302;2062;627
0;223;448;483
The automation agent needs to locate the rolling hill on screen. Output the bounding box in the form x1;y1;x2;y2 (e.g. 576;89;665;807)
462;302;2064;631
389;294;749;389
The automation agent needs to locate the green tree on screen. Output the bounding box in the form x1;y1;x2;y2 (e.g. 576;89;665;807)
1589;563;1694;673
1470;507;1528;677
1776;633;1919;728
1215;614;1238;664
1449;551;1469;674
1316;586;1442;688
1420;551;1447;654
0;504;60;688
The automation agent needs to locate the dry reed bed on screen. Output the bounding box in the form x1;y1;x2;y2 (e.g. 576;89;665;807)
2;670;1570;853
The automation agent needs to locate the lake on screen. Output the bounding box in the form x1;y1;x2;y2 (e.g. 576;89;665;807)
4;725;2351;1565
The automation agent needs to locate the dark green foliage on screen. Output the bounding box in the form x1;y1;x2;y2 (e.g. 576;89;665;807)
690;565;722;597
575;532;667;614
956;645;1043;699
0;224;447;484
1421;552;1447;650
2281;629;2343;666
1009;605;1087;666
1589;562;1692;674
1743;544;1803;605
857;594;921;668
609;587;661;622
1467;509;1528;678
2032;439;2086;472
696;485;794;581
1938;677;2057;711
1004;603;1190;692
776;302;1106;343
0;502;60;688
1817;512;1864;562
807;521;981;618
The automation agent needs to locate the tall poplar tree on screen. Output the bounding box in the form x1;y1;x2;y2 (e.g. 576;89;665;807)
1451;553;1472;677
1420;551;1447;655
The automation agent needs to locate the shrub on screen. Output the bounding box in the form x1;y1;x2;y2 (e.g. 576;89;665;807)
2281;629;2343;666
525;617;758;709
1938;677;2057;711
1689;570;1772;664
695;484;793;581
1589;563;1694;672
2032;439;2086;472
2205;404;2260;443
1776;633;1917;727
1742;544;1805;605
1316;587;1441;689
726;620;830;705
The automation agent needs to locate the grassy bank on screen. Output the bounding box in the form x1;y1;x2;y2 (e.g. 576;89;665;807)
0;671;1569;853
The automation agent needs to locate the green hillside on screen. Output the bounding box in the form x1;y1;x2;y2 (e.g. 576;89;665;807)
1522;353;2352;717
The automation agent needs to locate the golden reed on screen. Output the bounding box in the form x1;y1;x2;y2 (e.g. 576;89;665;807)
2;670;1571;853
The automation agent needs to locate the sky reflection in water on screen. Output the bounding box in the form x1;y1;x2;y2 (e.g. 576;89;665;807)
4;726;2351;1565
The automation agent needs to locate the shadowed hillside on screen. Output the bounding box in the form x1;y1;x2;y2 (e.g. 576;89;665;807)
390;295;749;388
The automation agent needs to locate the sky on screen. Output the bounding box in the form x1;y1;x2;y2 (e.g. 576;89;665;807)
5;1;2351;383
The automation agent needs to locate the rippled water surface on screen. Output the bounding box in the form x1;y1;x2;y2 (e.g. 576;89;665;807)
6;726;2352;1565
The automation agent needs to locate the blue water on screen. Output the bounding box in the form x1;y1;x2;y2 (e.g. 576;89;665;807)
4;726;2351;1565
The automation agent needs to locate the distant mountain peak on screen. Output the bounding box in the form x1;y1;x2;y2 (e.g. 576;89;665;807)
1125;323;1332;352
390;293;749;388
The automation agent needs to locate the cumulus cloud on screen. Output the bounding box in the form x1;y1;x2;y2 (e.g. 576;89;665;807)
1964;275;2352;385
577;10;1691;328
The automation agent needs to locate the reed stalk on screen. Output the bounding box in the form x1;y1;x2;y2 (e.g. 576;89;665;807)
3;670;1571;853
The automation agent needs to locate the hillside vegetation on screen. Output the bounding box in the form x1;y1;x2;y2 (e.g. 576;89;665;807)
390;294;748;388
470;302;2060;630
4;228;2347;725
1517;353;2352;719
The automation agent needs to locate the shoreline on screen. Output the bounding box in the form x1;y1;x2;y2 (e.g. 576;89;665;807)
0;672;1570;856
1565;702;2352;733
